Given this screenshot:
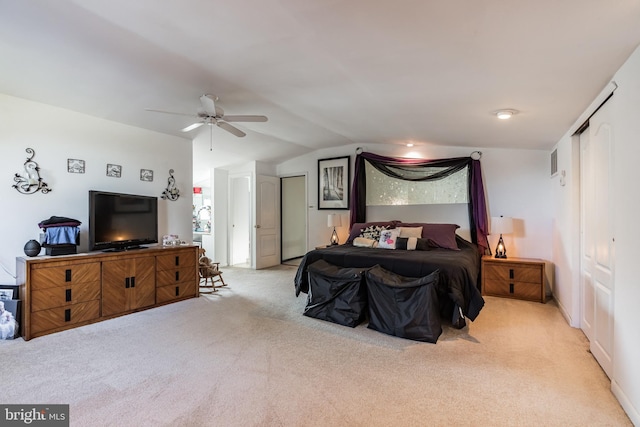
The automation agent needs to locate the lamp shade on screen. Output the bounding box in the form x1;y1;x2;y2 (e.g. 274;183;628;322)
491;216;513;235
327;214;342;228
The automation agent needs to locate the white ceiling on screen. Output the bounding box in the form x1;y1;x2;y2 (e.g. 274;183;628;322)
2;1;640;180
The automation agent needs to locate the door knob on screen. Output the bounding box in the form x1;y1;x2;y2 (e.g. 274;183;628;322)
255;225;261;228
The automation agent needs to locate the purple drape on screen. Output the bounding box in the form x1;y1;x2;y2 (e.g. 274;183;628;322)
349;152;489;254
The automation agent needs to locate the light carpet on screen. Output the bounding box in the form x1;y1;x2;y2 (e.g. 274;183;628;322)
3;265;631;426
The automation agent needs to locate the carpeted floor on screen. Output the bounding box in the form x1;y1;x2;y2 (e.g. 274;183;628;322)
3;265;632;426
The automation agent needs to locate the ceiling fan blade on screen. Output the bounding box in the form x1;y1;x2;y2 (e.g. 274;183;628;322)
145;108;197;118
222;115;268;123
181;122;204;132
217;121;246;137
200;94;217;115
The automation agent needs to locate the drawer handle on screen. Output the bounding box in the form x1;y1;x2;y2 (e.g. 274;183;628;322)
509;283;514;294
125;277;130;289
65;269;72;282
509;269;514;279
131;276;136;288
175;271;180;281
65;289;72;302
175;286;179;297
175;256;180;266
64;308;71;322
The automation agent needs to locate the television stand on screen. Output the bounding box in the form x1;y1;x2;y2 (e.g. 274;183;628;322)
17;245;199;340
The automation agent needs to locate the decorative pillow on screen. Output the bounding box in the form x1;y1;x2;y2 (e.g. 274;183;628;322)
378;229;400;249
415;238;432;251
396;237;418;250
347;221;398;243
396;223;460;250
397;226;423;238
353;237;378;248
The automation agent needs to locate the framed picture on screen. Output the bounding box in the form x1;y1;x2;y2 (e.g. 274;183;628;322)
0;285;19;300
318;156;350;210
106;164;122;178
140;169;153;182
67;158;85;174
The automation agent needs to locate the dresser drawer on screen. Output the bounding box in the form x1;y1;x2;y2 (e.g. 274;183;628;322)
31;281;101;312
30;262;101;290
156;267;196;287
156;251;196;271
30;300;100;335
483;279;542;302
483;263;541;284
156;280;197;304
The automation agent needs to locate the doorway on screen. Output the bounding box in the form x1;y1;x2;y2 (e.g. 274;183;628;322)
230;174;251;267
281;175;307;263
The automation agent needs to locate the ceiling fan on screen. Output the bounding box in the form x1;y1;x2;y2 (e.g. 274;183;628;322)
146;94;267;137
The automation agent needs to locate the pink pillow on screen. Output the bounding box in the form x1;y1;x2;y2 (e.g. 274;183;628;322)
396;223;460;250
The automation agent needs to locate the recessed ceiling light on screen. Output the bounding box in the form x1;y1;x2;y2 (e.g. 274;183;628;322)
406;143;414;147
494;109;518;120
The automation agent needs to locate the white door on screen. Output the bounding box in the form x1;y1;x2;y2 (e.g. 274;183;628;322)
580;100;615;378
254;175;280;269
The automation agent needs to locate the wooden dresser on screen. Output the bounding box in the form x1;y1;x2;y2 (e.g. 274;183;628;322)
16;245;199;340
481;255;546;303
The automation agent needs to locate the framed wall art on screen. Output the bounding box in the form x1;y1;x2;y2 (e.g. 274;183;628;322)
140;169;153;182
318;156;350;210
106;164;122;178
67;159;85;174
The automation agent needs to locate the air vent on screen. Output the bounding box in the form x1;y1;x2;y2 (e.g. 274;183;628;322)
551;149;558;176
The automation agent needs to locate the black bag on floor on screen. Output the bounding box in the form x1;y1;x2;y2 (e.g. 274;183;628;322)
303;259;369;327
365;265;442;343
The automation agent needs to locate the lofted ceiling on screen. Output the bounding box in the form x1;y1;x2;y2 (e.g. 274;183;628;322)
2;0;640;181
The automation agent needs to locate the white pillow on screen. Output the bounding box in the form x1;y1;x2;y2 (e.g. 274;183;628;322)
398;226;423;238
353;237;378;248
378;229;400;249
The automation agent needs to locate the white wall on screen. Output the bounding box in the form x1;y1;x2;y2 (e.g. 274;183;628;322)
0;94;193;284
277;143;552;264
551;46;640;424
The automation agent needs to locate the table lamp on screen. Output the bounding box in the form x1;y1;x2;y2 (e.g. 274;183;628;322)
491;216;513;259
328;214;342;246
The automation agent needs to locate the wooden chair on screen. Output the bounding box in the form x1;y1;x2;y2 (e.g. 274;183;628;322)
198;248;227;293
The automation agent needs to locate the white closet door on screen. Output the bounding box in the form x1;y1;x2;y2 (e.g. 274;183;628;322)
580;100;615;378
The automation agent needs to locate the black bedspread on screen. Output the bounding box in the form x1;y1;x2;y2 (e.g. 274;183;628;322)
294;236;484;322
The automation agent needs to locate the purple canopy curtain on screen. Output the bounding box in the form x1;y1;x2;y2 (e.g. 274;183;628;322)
349;152;489;253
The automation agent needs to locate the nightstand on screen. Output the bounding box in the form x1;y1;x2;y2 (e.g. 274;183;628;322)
481;256;546;303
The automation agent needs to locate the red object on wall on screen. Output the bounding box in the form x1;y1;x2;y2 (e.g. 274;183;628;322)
193;187;202;194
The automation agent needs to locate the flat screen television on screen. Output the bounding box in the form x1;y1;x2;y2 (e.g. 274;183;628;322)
89;190;158;251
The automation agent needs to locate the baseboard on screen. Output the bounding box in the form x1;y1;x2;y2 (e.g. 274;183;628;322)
554;293;576;327
612;378;639;426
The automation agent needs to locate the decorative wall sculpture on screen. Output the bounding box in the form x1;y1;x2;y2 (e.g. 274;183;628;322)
161;169;180;201
12;148;51;195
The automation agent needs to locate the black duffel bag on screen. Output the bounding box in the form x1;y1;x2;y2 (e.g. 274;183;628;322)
365;265;442;343
303;259;369;327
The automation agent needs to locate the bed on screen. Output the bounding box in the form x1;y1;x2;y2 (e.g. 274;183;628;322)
294;224;485;329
